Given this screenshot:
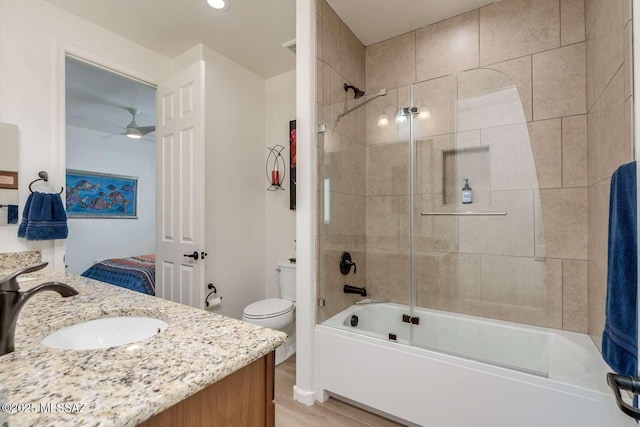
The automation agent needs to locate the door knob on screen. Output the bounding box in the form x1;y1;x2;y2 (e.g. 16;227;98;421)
183;251;199;260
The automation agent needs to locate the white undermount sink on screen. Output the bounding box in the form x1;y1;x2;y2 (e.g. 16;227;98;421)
41;316;168;350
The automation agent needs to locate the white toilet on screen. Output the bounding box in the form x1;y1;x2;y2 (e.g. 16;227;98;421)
242;261;296;365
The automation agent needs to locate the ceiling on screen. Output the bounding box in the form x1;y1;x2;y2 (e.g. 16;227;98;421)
66;57;156;142
46;0;296;78
327;0;499;46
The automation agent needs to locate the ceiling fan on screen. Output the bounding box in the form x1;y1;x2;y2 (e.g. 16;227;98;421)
122;107;155;139
101;107;155;139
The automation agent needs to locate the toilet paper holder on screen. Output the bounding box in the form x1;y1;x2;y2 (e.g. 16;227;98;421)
205;283;222;308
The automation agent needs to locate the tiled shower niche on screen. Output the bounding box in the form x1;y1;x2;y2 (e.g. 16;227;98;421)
442;146;490;205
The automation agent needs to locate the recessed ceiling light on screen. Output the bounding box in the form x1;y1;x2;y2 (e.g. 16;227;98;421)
207;0;230;10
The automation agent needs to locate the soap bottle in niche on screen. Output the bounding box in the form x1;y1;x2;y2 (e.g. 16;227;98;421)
461;179;473;204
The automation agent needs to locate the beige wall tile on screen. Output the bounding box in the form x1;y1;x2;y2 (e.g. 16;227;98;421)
591;0;623;100
316;14;323;61
316;59;323;105
479;0;560;65
620;0;632;26
415;10;479;82
322;1;341;72
316;0;324;17
329;66;347;105
456;253;482;301
415;252;459;311
563;260;588;332
584;0;601;37
340;135;366;196
366;196;400;249
588;178;610;268
406;194;459;252
589;69;633;184
483;56;533;122
481;123;539;191
412;75;457;139
480;255;548;309
365;88;399;145
624;23;633;100
588;260;606;350
529;119;562;189
459;190;535;257
340;23;365;89
586;27;596;110
366;142;409;196
365;32;416;93
365;249;410;304
330;97;366;143
538;188;588;260
561;0;586;46
458;69;528;131
322;63;331;106
562;115;588;187
586;94;601;185
415;136;449;196
546;258;564;329
532;43;586;120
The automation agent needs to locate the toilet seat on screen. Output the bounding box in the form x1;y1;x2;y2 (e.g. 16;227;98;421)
243;298;294;320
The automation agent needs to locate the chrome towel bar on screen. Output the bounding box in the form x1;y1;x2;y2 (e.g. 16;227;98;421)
420;211;507;216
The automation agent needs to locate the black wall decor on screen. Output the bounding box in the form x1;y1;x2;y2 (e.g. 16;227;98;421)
289;120;296;210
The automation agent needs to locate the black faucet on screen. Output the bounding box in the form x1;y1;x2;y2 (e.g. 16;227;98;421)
0;262;78;356
344;285;367;297
340;252;357;275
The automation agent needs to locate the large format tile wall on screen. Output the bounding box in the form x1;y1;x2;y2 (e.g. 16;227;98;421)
316;0;592;333
586;0;634;349
363;0;589;333
316;0;369;321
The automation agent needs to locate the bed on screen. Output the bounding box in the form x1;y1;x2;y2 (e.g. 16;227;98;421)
80;254;155;295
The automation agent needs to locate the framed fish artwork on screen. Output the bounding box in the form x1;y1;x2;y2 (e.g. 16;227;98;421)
65;169;138;219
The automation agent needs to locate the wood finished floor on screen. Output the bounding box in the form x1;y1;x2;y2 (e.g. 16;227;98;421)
275;355;404;427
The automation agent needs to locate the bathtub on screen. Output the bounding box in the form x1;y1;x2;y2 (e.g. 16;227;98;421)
315;303;633;427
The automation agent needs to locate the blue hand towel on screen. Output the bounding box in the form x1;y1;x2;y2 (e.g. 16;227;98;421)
18;192;68;241
603;161;638;377
7;205;17;224
17;192;34;238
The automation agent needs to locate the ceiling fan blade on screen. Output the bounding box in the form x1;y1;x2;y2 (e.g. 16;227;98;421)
100;132;126;139
137;126;156;136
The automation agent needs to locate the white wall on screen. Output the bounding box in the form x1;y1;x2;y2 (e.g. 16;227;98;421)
265;70;297;298
0;0;171;268
199;45;268;320
65;125;156;274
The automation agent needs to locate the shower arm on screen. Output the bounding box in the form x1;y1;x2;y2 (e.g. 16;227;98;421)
336;89;387;121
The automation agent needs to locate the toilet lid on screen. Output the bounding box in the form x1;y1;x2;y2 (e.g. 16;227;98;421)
244;298;294;319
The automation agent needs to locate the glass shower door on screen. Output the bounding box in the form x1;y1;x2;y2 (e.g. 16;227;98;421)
409;69;551;376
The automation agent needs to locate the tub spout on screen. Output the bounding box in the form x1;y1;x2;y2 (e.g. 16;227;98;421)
344;284;367;297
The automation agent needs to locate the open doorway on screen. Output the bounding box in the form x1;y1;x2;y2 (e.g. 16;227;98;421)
64;56;157;295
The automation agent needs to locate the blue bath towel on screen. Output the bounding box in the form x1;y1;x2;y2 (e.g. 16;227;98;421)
17;193;33;238
17;192;68;241
603;161;638;377
7;205;17;224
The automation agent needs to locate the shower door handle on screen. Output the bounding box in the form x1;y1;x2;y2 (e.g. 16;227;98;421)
607;373;640;420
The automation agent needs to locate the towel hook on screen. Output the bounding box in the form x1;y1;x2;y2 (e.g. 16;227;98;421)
28;171;63;194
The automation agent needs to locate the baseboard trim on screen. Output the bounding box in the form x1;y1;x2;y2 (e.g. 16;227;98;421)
293;385;315;406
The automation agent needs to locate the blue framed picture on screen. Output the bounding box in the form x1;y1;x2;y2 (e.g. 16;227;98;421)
66;169;138;219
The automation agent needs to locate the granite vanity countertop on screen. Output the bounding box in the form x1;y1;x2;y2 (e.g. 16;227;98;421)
0;273;287;427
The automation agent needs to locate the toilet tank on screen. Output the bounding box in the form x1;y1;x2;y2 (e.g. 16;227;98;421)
278;262;296;301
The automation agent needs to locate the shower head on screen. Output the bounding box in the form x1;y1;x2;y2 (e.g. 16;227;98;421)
344;83;365;99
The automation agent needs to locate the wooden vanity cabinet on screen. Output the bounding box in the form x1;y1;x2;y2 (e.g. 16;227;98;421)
138;351;275;427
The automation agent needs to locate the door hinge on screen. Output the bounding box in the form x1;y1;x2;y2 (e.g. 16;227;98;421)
318;298;326;307
402;314;420;325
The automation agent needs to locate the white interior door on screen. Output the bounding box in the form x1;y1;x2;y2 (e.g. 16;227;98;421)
155;60;206;309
